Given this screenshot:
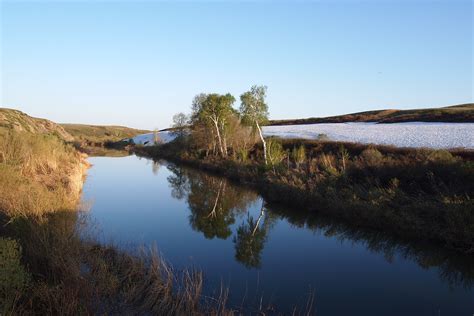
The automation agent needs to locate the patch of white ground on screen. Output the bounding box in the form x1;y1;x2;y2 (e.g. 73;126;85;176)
130;131;177;146
263;122;474;149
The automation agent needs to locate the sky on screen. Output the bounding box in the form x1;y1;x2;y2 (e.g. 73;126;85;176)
1;0;472;129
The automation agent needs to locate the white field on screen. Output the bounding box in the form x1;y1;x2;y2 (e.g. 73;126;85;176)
263;122;474;149
130;131;176;146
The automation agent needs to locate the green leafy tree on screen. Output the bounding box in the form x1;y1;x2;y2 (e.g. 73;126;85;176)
191;93;236;157
240;85;269;164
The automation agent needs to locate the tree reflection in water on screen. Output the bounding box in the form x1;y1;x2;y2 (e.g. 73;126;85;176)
164;161;474;287
233;201;276;268
166;163;259;241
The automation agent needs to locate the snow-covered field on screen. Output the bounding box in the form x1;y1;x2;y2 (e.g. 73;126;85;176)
130;131;176;146
263;122;474;149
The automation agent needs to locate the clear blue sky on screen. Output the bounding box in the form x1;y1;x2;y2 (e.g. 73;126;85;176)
1;0;472;129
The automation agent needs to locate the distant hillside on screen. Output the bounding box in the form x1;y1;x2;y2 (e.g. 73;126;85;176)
0;108;74;141
61;123;150;144
269;103;474;126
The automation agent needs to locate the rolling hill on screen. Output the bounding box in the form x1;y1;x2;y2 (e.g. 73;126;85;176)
269;103;474;126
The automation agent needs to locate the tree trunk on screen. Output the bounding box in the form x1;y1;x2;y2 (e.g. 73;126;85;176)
221;121;228;157
213;119;224;157
255;121;267;165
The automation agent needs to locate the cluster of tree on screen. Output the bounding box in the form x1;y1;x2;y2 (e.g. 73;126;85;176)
172;85;270;164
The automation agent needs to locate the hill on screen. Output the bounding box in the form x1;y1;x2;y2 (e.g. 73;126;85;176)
0;108;74;141
61;123;150;145
269;103;474;126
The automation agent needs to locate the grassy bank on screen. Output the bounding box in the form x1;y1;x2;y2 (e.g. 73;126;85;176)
135;137;474;254
269;103;474;125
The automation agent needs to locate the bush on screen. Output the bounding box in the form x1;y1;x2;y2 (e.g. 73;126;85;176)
316;133;329;141
360;147;384;166
238;148;249;163
0;238;30;312
427;150;457;163
267;139;286;170
292;145;306;167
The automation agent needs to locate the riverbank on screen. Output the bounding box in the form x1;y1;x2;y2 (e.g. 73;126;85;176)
134;138;474;254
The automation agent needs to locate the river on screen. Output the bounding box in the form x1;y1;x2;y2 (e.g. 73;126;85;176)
82;155;474;315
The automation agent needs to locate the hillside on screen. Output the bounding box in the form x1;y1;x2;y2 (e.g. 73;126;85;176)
269;103;474;126
0;108;73;141
61;123;150;144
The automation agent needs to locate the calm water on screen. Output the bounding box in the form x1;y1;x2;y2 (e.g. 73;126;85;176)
82;155;474;315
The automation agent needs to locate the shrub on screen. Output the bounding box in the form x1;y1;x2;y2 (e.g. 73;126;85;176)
319;153;339;176
427;150;457;163
360;147;384;166
0;238;30;312
338;145;350;171
316;133;329;141
267;139;286;171
292;145;306;168
238;148;249;163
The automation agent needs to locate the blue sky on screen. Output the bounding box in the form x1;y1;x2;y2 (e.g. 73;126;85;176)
1;0;472;129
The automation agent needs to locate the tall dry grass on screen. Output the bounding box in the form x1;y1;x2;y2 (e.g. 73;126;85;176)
0;131;87;218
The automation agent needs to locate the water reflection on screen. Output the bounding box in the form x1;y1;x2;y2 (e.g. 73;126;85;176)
164;160;474;288
234;202;275;268
167;163;258;240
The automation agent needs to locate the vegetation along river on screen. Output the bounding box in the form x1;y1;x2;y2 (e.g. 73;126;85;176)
82;155;474;315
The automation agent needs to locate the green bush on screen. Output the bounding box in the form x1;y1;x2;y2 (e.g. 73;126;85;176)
360;147;384;166
427;150;457;163
238;148;249;163
292;145;306;167
267;139;286;170
0;238;30;312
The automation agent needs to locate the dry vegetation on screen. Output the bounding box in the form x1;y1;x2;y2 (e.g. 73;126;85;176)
0;132;88;218
61;123;150;146
0;108;73;141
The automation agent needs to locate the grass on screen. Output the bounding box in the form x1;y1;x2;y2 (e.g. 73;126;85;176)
0;108;73;141
1;212;229;315
135;136;474;254
61;123;150;146
269;103;474;125
0;131;87;218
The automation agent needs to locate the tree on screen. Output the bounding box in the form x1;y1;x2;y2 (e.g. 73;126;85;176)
191;93;236;157
240;85;269;164
172;112;188;138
